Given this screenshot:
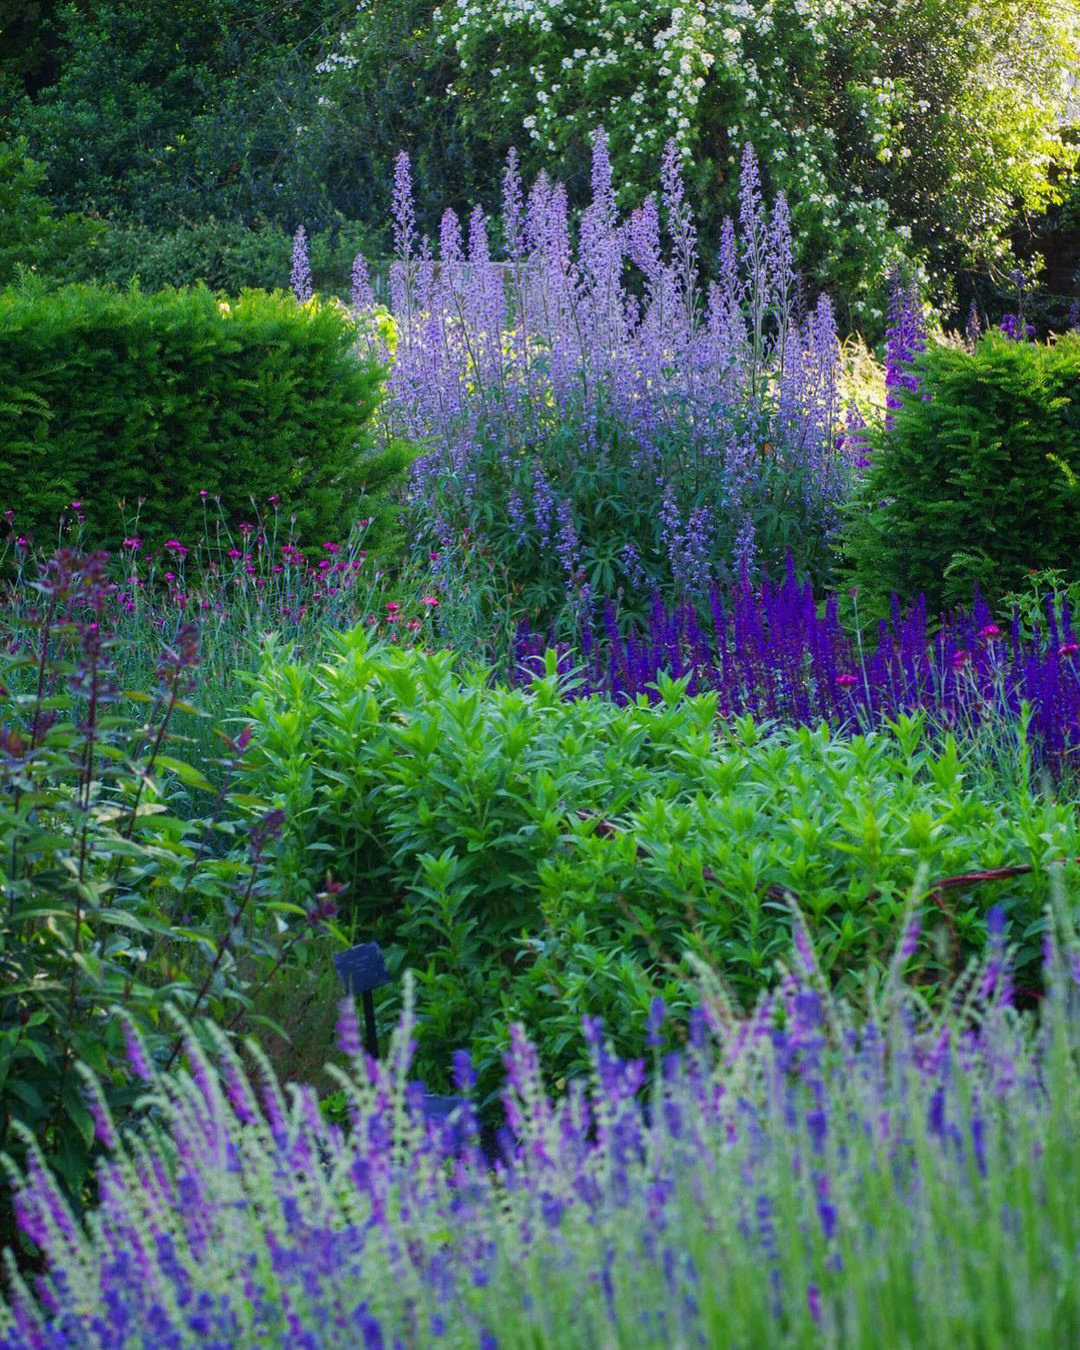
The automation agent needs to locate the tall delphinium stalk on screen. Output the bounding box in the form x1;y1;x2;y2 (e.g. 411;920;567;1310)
7;915;1080;1344
884;270;927;427
350;252;373;310
290;226;313;305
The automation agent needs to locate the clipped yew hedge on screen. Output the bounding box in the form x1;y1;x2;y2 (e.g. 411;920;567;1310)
846;331;1080;611
0;282;383;550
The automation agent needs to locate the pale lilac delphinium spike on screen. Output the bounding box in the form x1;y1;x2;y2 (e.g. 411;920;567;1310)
660;137;698;335
502;147;526;262
374;132;855;608
351;253;374;310
739;143;770;387
767;191;795;349
392;151;417;266
440;207;464;269
290;226;313;304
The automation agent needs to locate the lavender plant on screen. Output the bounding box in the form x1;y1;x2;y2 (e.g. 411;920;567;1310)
4;905;1080;1346
359;133;858;627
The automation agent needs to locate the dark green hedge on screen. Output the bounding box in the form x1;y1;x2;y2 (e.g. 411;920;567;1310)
844;332;1080;611
61;217;381;301
0;282;384;550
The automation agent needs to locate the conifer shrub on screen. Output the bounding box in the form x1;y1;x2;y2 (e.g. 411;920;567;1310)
0;282;385;553
844;331;1080;611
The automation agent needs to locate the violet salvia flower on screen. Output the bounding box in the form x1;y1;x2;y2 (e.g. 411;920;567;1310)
290;226;313;304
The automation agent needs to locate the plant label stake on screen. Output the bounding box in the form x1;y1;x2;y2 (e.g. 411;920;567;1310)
333;942;391;1058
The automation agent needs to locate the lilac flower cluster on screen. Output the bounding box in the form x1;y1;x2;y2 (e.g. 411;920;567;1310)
884;272;927;427
355;132;858;600
512;562;1080;769
4;922;1079;1346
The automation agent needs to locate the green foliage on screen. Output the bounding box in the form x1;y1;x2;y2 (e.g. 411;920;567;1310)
0;135;103;285
0;281;385;553
241;629;1079;1107
60;217;379;299
1001;566;1080;645
0;551;339;1243
843;331;1080;611
8;0;358;233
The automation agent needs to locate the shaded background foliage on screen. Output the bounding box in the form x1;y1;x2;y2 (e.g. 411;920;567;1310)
0;0;1077;329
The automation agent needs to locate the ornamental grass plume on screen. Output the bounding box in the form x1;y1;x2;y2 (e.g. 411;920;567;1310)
4;903;1080;1345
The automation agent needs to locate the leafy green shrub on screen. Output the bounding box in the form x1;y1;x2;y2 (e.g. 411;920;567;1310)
0;550;342;1249
1000;566;1080;645
0;282;385;552
0;135;103;285
241;629;1080;1105
8;0;368;236
843;331;1080;611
